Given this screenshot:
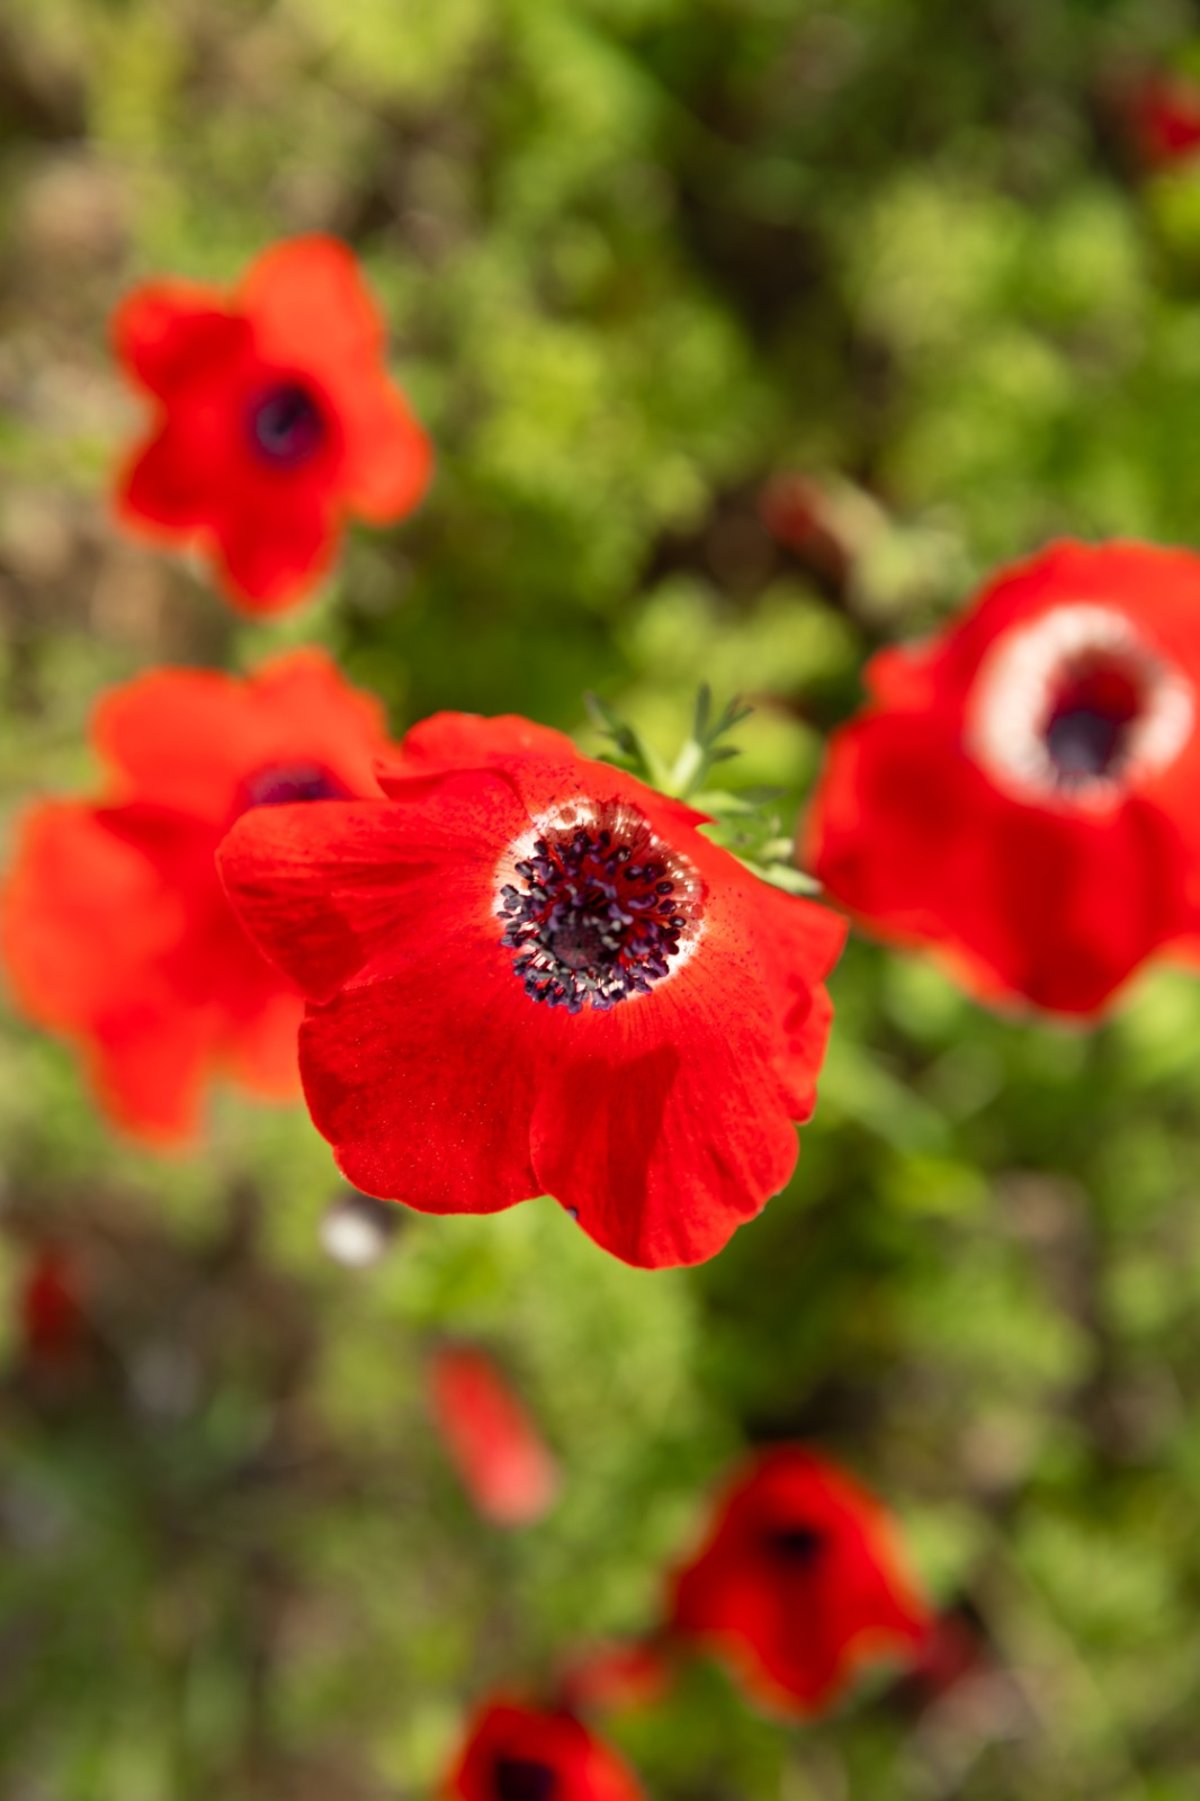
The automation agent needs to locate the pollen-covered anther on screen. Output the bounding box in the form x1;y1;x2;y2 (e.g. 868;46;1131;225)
968;603;1194;809
497;801;703;1012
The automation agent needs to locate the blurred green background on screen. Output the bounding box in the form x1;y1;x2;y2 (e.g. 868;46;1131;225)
4;0;1200;1795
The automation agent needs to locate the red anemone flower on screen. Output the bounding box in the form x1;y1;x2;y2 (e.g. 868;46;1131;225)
558;1640;674;1714
2;650;391;1142
805;541;1200;1016
445;1698;644;1801
429;1344;560;1526
113;235;431;613
19;1245;87;1368
760;472;857;590
1124;72;1200;169
216;713;845;1269
668;1445;929;1717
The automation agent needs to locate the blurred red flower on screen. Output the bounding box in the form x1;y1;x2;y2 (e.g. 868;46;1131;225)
668;1445;929;1717
429;1345;560;1526
113;235;431;613
806;541;1200;1015
19;1245;86;1366
558;1639;674;1714
217;712;844;1268
1125;72;1200;169
760;472;855;589
2;650;390;1142
445;1698;644;1801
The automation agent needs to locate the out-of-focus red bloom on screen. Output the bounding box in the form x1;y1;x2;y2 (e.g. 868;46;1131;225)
2;650;391;1142
217;712;844;1269
806;541;1200;1016
760;473;856;589
429;1345;560;1526
113;235;432;613
668;1446;929;1717
1125;72;1200;169
894;1605;987;1713
19;1245;86;1366
445;1698;644;1801
558;1639;675;1714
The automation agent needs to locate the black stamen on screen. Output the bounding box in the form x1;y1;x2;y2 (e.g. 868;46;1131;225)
498;808;696;1012
248;381;326;466
492;1756;558;1801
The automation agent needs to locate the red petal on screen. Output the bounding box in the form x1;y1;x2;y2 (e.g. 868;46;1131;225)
341;381;432;523
221;766;544;1211
2;802;188;1030
428;1346;560;1526
218;765;526;1002
375;722;716;856
94;650;388;825
384;711;582;779
240;236;386;388
920;540;1200;698
299;949;541;1214
90;998;212;1144
809;710;1190;1015
527;931;802;1269
211;483;341;613
112;282;246;397
447;1699;645;1801
750;884;845;1118
559;1641;675;1712
218;977;304;1100
117;420;223;535
239;236;433;529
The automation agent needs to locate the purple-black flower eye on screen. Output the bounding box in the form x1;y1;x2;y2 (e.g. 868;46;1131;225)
498;804;701;1013
241;762;349;809
492;1756;558;1801
761;1523;827;1566
1043;662;1140;785
248;381;327;466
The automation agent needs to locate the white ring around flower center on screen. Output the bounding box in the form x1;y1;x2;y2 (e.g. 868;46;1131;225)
966;603;1194;810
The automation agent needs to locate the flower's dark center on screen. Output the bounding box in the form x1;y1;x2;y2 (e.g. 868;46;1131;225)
240;762;349;810
970;603;1195;809
761;1523;827;1566
248;381;327;466
492;1757;559;1801
498;807;699;1013
1043;658;1142;788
